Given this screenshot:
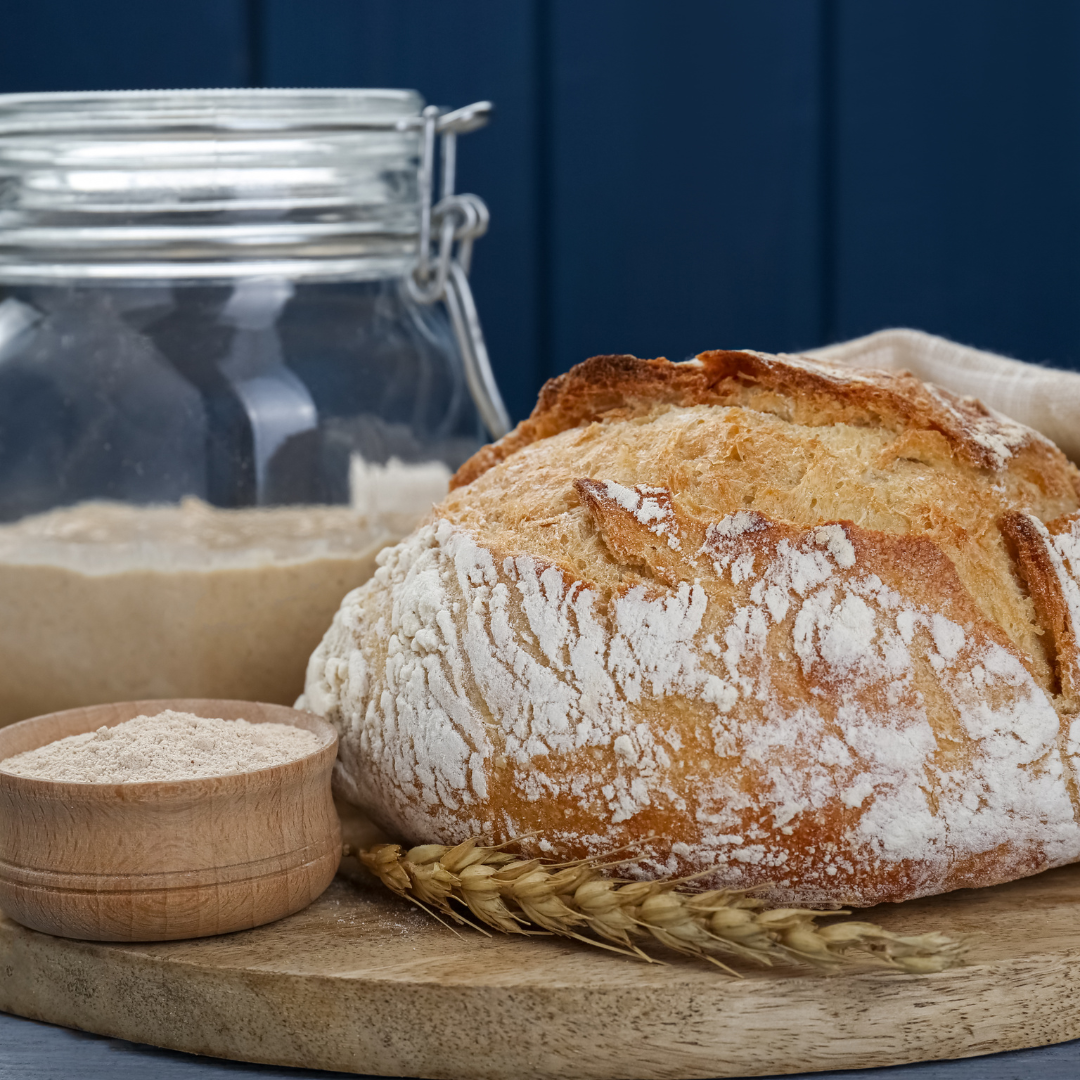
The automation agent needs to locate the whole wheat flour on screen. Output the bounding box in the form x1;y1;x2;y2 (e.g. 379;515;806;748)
0;710;319;783
0;496;423;728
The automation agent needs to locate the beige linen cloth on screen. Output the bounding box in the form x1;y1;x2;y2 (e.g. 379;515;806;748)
805;328;1080;464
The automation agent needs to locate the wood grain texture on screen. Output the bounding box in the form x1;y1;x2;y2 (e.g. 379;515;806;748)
5;1012;1080;1080
4;861;1080;1078
548;1;826;374
262;0;548;424
0;699;340;942
831;0;1080;365
0;0;251;91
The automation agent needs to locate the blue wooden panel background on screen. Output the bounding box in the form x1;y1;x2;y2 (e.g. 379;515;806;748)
547;1;825;371
261;0;547;423
2;0;1080;421
833;0;1080;369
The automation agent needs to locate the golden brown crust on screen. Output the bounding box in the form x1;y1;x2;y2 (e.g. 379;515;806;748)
577;478;1012;649
1003;509;1080;711
452;350;1072;490
310;347;1080;908
573;477;683;586
308;490;1079;906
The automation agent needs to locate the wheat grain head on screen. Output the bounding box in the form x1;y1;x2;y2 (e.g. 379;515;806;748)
355;839;965;976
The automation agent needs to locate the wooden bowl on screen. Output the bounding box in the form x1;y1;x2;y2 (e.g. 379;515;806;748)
0;699;340;942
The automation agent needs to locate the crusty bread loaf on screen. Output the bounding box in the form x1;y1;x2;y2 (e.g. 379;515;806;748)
303;349;1080;906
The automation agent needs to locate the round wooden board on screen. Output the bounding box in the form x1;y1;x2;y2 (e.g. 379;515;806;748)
2;863;1080;1080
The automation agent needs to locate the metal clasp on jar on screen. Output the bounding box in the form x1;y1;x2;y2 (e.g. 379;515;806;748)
405;102;511;441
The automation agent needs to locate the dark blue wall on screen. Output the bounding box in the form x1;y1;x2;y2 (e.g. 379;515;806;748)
3;0;1078;421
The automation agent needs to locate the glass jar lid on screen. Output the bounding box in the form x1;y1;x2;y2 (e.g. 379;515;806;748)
0;89;436;282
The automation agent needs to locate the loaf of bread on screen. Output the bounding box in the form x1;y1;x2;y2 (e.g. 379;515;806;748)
302;350;1080;906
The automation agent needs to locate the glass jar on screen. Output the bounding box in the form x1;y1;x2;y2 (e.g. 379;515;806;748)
0;89;510;726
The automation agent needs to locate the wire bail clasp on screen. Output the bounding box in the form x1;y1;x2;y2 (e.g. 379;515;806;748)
406;102;511;440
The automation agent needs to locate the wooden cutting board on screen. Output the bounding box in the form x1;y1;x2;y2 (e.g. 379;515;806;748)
2;861;1080;1080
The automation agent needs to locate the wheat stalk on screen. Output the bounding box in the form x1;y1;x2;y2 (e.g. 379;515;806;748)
354;838;964;976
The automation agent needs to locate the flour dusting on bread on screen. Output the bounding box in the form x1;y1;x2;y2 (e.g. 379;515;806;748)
304;349;1080;905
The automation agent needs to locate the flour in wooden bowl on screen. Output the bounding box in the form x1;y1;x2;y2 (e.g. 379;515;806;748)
0;710;320;783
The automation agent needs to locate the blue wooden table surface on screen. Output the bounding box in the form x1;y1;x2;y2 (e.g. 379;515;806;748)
3;1012;1080;1080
